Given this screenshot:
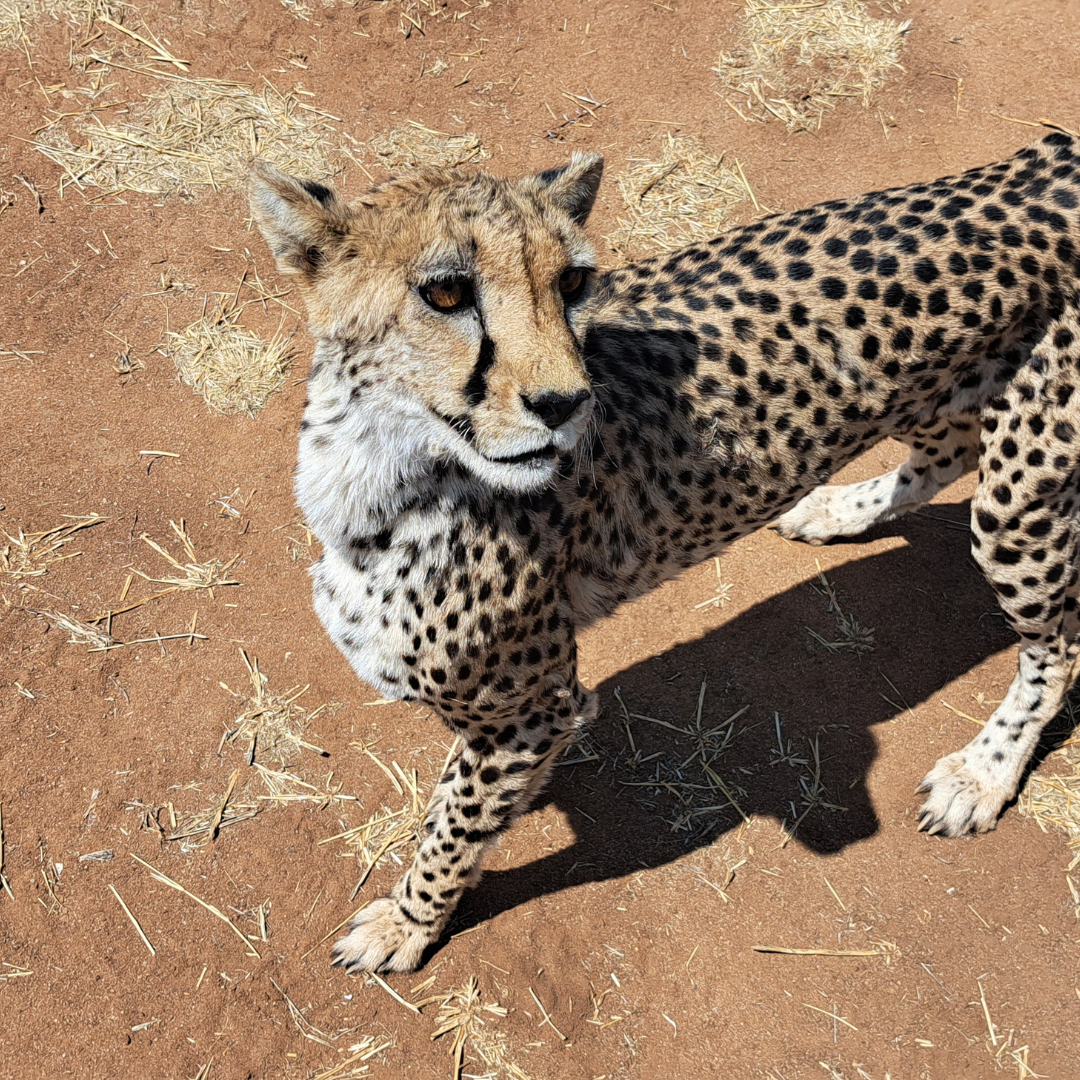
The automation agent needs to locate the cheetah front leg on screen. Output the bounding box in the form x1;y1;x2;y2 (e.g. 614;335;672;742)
332;683;595;973
773;418;979;544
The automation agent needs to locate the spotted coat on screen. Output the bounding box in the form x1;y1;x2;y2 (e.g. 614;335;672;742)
249;134;1080;972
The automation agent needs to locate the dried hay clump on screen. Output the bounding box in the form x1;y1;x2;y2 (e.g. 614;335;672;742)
1020;728;1080;870
169;303;293;415
318;740;459;894
1;514;104;584
33;75;339;197
428;977;532;1080
0;0;115;50
366;123;488;172
30;607;115;649
279;0;355;21
606;133;762;258
327;751;428;891
168;653;340;847
716;0;910;130
225;651;330;766
134;520;240;596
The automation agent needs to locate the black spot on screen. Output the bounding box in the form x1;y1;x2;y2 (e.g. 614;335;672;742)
883;282;905;307
877;254;899;276
927;289;950;316
913;257;939;283
850;249;874;273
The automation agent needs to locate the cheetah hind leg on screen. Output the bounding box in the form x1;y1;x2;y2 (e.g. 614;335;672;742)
773;418;979;545
919;317;1080;835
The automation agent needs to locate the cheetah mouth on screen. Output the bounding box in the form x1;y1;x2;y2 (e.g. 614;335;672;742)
482;446;557;467
433;409;557;470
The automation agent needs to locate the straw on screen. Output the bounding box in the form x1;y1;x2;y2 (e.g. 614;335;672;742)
607;133;764;258
716;0;909;131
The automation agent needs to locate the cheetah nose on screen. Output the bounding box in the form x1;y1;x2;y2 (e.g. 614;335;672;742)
521;389;591;429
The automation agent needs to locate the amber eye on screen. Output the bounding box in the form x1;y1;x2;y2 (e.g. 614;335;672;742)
558;267;588;303
421;279;474;313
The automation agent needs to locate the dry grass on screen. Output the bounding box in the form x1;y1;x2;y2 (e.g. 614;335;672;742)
168;652;339;847
278;0;451;34
364;122;488;172
716;0;909;131
606;133;763;258
11;520;236;652
313;739;466;899
224;650;332;766
30;607;115;648
427;976;531;1080
693;556;735;610
614;681;754;837
807;561;875;655
169;301;293;415
610;680;847;852
1019;689;1080;885
0;514;105;585
319;743;438;896
33;71;340;197
304;1036;393;1080
131;853;262;956
1022;742;1080;855
0;0;114;50
133;519;240;596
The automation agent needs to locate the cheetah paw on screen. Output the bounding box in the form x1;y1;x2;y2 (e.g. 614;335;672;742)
772;488;851;545
916;752;1011;837
330;897;434;974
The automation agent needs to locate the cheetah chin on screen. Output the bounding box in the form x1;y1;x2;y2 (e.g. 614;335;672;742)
251;133;1080;972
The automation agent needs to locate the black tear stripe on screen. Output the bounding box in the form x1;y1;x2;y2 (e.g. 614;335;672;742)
463;336;496;406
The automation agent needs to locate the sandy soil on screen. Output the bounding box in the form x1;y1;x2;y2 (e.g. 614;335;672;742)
2;1;1080;1077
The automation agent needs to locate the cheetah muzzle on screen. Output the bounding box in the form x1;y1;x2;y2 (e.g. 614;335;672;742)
250;134;1080;973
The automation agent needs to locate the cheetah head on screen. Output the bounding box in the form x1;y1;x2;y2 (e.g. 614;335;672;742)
249;155;602;492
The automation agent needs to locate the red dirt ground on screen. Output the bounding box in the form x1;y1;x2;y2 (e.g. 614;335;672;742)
2;2;1080;1078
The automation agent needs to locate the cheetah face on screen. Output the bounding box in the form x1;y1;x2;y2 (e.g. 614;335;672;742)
249;155;603;492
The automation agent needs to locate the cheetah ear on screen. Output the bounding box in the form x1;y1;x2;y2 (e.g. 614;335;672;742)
248;160;352;278
523;151;604;225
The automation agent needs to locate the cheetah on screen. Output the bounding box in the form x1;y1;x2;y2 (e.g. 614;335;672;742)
249;133;1080;973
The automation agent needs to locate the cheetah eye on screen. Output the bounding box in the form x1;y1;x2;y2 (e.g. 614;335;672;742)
558;267;588;304
420;278;475;313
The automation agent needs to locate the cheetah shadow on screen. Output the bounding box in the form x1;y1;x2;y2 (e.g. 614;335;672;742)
436;502;1075;948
